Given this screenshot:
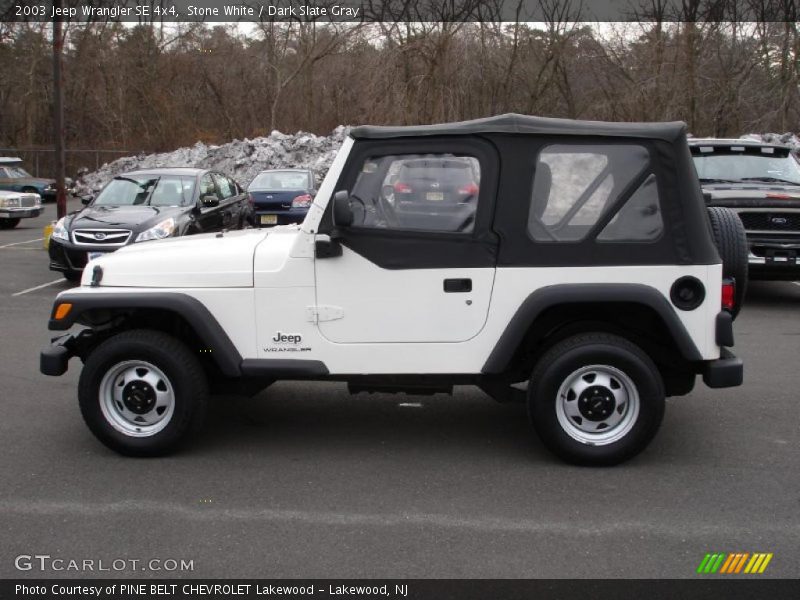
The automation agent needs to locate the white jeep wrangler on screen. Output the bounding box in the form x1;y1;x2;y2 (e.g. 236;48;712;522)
41;114;745;465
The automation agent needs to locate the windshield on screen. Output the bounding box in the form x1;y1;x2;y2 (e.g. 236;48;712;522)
0;166;32;178
249;171;310;191
692;150;800;185
94;175;196;206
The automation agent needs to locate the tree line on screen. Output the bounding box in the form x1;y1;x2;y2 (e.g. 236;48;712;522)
0;13;798;156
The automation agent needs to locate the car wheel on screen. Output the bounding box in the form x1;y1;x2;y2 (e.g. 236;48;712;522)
707;206;747;318
78;329;208;456
528;333;665;466
0;218;20;229
63;271;81;283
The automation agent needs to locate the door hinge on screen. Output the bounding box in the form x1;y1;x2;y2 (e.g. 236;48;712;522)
306;305;344;323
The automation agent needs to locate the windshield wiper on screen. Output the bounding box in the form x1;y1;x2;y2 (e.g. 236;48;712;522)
738;177;800;185
113;176;145;186
699;178;741;183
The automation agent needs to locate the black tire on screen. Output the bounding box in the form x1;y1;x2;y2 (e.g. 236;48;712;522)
63;271;81;283
528;332;665;466
78;329;208;456
0;218;20;229
707;206;747;318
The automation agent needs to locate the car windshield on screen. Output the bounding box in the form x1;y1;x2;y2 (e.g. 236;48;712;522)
94;175;196;206
692;149;800;185
0;166;31;178
249;171;310;191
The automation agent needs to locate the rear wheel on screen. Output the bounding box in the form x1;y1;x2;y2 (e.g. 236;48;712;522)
707;206;747;318
63;271;81;283
0;218;20;229
78;329;208;456
528;333;665;466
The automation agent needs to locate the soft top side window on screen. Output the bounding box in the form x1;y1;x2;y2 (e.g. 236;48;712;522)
528;144;650;242
348;153;481;234
598;174;664;242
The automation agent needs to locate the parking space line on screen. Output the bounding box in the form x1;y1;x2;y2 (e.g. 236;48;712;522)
0;237;44;248
12;279;63;297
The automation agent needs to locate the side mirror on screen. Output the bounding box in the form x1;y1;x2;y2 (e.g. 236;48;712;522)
201;195;219;208
332;190;353;227
80;195;93;205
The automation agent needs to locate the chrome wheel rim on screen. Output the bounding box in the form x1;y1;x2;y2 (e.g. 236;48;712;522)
99;360;175;437
555;364;639;446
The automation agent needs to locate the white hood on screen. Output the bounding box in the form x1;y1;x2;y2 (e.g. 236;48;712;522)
85;229;270;288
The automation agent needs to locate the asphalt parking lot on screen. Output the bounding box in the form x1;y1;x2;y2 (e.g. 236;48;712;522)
0;199;798;579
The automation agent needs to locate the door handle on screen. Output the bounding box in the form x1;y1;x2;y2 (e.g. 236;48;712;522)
443;278;472;293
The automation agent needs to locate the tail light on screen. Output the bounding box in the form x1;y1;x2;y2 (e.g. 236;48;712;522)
721;278;736;312
393;182;413;194
247;193;255;208
458;182;479;196
291;194;312;208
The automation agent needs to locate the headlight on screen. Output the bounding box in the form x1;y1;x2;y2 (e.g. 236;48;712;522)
0;196;20;208
135;217;176;242
52;217;69;241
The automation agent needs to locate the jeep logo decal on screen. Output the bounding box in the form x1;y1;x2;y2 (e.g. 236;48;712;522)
272;332;302;344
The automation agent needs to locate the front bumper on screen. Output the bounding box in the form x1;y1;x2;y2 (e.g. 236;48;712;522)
0;207;41;219
744;231;800;276
40;330;96;376
48;236;122;275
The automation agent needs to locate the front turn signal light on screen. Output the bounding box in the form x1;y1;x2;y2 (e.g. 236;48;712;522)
54;303;73;320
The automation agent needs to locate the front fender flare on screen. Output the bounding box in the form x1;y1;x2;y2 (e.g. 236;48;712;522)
48;292;243;377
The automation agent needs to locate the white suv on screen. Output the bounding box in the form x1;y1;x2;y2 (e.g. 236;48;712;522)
41;114;745;465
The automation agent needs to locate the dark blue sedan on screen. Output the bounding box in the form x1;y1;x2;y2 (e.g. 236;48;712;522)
247;169;316;226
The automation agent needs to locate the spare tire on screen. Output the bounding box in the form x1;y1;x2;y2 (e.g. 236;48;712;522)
707;206;748;319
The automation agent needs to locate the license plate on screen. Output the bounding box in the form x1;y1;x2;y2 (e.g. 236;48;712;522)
426;192;444;201
260;214;278;225
766;249;797;264
88;252;105;261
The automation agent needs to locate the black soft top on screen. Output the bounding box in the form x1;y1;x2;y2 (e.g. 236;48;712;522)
351;113;687;142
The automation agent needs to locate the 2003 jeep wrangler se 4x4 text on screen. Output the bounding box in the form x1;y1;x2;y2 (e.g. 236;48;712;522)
41;114;746;465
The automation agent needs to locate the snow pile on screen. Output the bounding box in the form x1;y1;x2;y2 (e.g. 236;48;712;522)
740;132;800;155
77;126;349;194
75;126;799;196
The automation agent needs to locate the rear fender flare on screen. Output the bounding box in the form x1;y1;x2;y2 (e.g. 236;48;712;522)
482;283;702;374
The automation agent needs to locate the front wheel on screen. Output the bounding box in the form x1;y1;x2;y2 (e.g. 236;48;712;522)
78;330;208;456
0;218;20;229
528;333;665;466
